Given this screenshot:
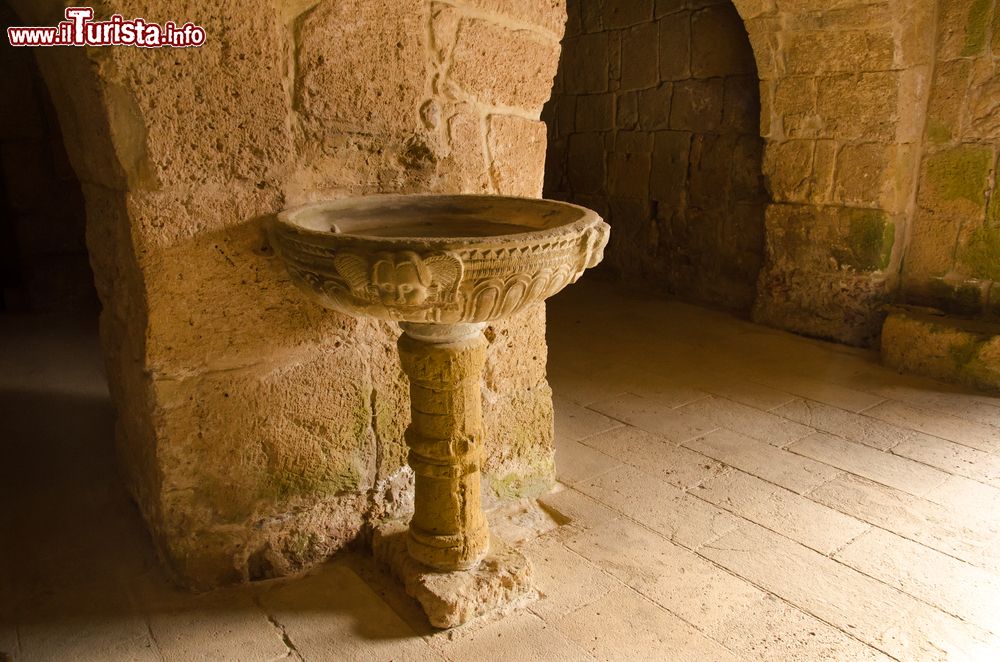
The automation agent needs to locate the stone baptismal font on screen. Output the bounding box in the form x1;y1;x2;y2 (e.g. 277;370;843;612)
270;195;609;627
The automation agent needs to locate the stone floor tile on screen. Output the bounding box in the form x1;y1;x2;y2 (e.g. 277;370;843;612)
621;372;710;409
700;523;1000;661
692;469;870;554
259;564;441;662
145;593;290;662
580;425;727;489
924;474;1000;513
552;396;622;443
431;611;592;661
683;429;841;494
588;392;717;443
891;434;1000;488
809;473;1000;574
835;528;1000;636
704;593;893;661
576;464;742;549
562;516;764;629
788;432;950;496
553;434;621;486
753;373;887;412
700;379;796;411
863;401;1000;454
774;398;919;451
536;485;621;531
546;366;630;407
18;615;160;662
956;401;1000;428
553;586;741;662
523;535;622;621
677;395;814;447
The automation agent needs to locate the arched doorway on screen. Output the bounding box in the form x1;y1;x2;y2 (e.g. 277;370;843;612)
543;1;766;314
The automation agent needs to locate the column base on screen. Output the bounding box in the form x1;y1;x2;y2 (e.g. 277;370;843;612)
372;518;536;629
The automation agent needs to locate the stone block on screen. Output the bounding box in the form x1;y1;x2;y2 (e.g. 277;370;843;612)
616;131;654;154
450;19;560;112
604;0;654;28
688;133;740;211
670;79;724;132
691;4;756;78
373;519;536;628
658;11;691;81
937;0;993;60
816;72;898;141
616;91;639;129
882;309;1000;394
650;131;692;205
621;22;660;91
637;83;673;130
460;0;567;35
966;62;1000;140
581;1;604;32
723;75;762;133
763;140;814;202
784;30;894;75
959;225;1000;282
488;115;547;197
918;145;993;220
566;132;607;194
924;59;972;145
575;93;615;132
774;76;818;138
609;151;652;199
834;143;893;208
563;32;611;94
99;0;293;189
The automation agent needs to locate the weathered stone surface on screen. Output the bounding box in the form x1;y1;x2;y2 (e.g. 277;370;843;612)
450;19;560;112
373;519;536;628
882;309;1000;393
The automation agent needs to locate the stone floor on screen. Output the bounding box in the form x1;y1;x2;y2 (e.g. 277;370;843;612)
3;279;1000;661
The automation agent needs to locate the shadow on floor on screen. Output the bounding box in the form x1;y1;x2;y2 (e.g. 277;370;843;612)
0;316;432;660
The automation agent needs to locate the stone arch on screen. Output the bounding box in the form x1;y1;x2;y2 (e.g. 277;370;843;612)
543;1;768;313
545;0;933;346
731;0;934;346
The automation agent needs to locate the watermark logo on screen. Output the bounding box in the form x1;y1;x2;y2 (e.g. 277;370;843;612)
7;7;206;48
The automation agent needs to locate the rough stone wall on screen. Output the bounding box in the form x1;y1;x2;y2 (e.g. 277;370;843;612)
544;0;767;313
901;0;1000;320
745;0;934;346
0;9;95;312
9;0;564;588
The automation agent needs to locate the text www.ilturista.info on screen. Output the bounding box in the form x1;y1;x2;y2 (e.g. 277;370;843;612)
7;7;205;48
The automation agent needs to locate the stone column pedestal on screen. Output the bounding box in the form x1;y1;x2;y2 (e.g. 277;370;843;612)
397;322;490;571
373;322;535;628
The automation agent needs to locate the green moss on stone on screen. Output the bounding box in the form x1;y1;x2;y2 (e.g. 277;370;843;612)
963;0;993;56
488;452;555;501
949;337;983;369
925;146;993;206
271;460;364;501
833;209;895;271
962;226;1000;281
926;119;953;145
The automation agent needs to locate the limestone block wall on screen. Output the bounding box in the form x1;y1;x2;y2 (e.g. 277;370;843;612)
8;0;565;588
544;0;767;313
747;0;933;346
901;0;1000;319
545;0;934;345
